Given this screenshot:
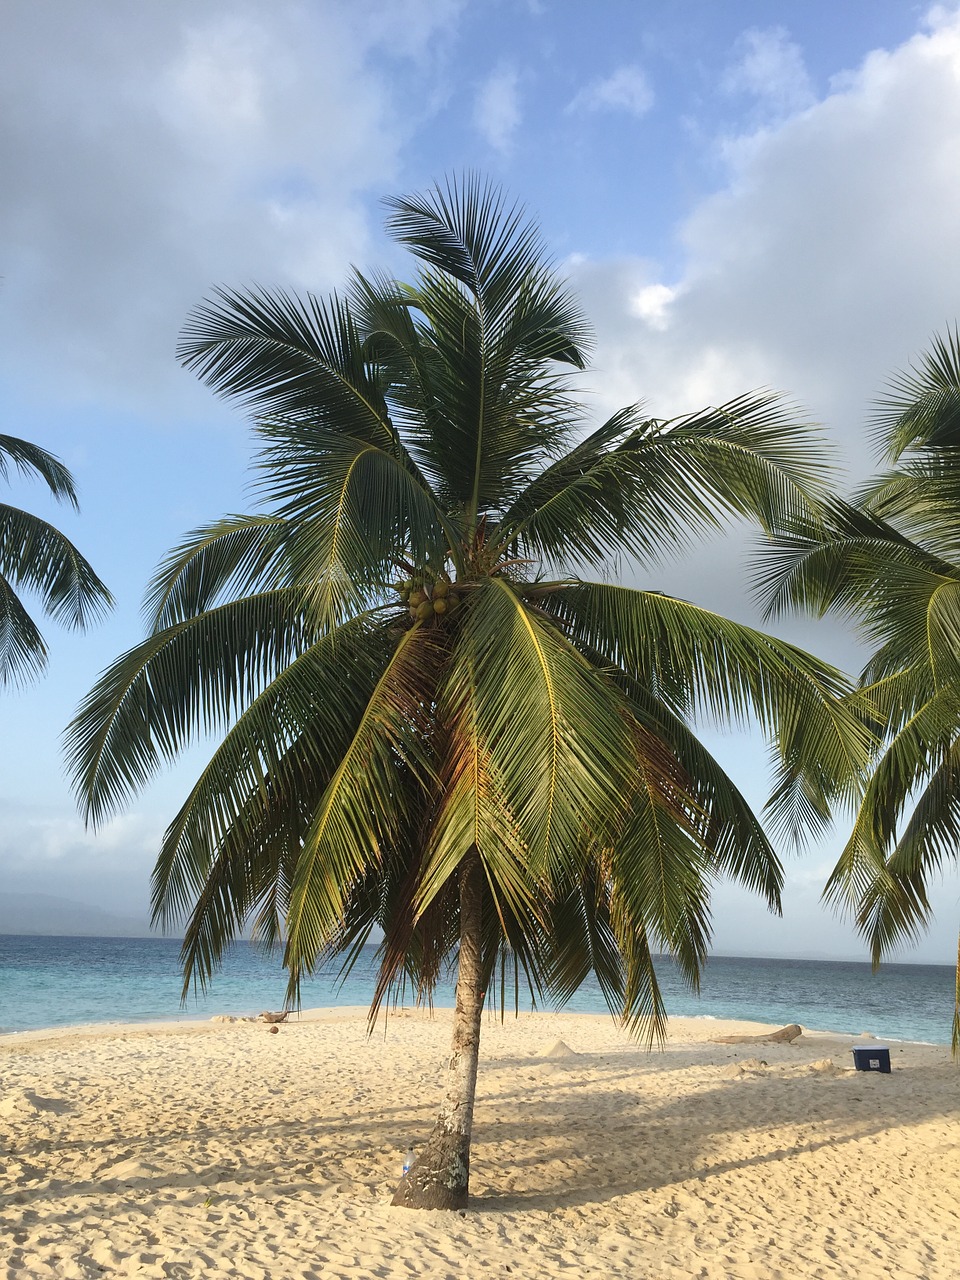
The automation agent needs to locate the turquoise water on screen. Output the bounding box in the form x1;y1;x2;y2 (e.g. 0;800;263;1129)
0;935;956;1044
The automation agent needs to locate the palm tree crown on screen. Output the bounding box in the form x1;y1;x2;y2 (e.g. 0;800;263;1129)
0;434;112;685
759;327;960;1046
67;177;869;1206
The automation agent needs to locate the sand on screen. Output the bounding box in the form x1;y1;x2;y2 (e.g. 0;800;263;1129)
1;1007;959;1279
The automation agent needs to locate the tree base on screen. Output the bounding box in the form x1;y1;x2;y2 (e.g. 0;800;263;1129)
391;1126;469;1210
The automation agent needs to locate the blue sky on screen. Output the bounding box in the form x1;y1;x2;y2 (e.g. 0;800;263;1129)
3;0;960;960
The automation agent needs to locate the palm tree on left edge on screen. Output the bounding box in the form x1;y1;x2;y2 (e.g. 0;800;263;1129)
66;178;870;1209
0;435;112;685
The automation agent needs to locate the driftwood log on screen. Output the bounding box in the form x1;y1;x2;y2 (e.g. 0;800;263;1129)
711;1022;802;1045
258;1010;290;1024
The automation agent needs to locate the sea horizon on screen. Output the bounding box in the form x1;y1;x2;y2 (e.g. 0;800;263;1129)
1;933;955;1045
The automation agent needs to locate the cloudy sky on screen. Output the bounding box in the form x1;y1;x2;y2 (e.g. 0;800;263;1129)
3;0;960;961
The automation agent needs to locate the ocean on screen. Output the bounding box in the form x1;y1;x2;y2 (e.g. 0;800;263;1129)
0;934;956;1045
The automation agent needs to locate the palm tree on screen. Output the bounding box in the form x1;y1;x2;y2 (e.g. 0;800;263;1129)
0;434;112;685
758;327;960;1047
66;178;869;1208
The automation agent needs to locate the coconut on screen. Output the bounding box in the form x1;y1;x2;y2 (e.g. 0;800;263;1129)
416;601;434;622
433;598;448;615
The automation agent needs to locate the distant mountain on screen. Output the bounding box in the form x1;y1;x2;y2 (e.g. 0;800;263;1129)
0;892;153;937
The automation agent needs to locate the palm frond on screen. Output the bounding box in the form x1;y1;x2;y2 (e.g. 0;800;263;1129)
253;419;455;608
384;175;591;521
0;504;113;630
179;286;412;464
385;174;589;360
150;611;400;935
540;580;872;842
0;573;47;686
872;326;960;460
614;670;783;909
443;577;638;867
144;514;290;629
502;391;831;572
66;588;324;827
284;621;444;978
756;500;960;645
0;435;79;507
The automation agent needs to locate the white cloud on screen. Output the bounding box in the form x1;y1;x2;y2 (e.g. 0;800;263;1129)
473;65;522;153
566;9;960;641
11;812;161;863
164;19;266;139
629;282;679;330
576;10;960;464
722;26;815;120
567;65;654;118
0;1;455;417
0;802;168;921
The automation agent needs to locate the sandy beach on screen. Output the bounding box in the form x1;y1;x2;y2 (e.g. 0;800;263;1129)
1;1007;958;1279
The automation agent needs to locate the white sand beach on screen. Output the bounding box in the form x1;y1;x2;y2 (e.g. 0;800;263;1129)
2;1007;958;1279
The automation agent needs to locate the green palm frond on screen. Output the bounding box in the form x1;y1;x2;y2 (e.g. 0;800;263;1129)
498;406;652;568
825;739;960;974
179;287;396;446
66;588;324;826
872;326;960;460
284;622;444;981
253;419;456;600
544;579;873;844
403;269;583;514
0;573;47;686
444;577;638;865
602;728;713;975
174;801;300;1000
501;392;831;571
383;176;591;521
144;514;291;629
755;498;960;653
0;438;111;687
614;671;783;909
856;465;960;560
384;175;590;363
415;651;544;938
0;504;113;631
0;435;79;507
150;611;399;935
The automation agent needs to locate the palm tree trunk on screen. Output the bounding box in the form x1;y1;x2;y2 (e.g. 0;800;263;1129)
392;848;485;1210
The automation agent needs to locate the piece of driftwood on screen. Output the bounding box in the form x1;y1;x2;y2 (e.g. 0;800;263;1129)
712;1022;802;1045
258;1010;290;1024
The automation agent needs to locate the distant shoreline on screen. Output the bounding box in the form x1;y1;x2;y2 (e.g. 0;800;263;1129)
2;936;955;1044
1;931;955;966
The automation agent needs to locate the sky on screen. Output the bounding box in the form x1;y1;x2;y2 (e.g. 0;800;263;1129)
3;0;960;962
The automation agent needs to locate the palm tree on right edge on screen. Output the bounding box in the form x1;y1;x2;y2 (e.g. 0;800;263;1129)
759;327;960;1048
67;177;871;1209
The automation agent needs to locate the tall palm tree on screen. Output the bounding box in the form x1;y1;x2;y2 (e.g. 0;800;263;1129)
0;434;112;685
67;178;869;1208
758;327;960;1047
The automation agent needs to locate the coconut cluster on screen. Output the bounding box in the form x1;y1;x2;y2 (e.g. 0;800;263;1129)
396;573;461;624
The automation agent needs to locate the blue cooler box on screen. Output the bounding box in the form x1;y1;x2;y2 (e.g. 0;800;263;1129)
852;1046;891;1073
